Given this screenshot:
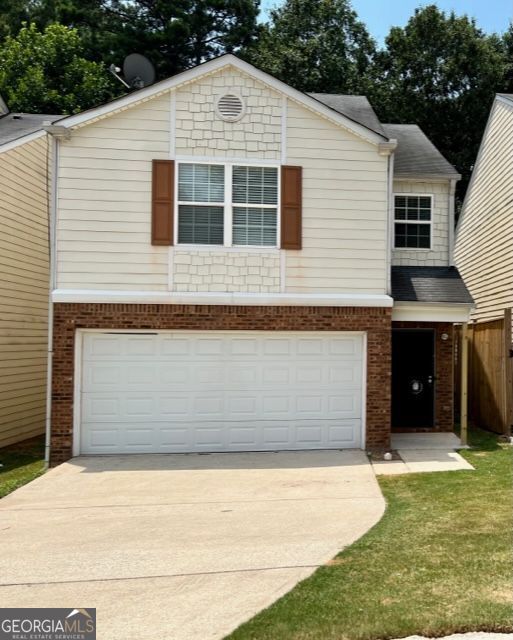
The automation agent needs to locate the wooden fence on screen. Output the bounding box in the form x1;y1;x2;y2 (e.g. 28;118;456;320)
455;308;513;435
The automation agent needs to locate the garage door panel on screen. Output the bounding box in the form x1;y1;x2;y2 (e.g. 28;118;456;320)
80;332;364;454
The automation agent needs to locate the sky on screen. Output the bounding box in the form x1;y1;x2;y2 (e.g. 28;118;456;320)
259;0;512;44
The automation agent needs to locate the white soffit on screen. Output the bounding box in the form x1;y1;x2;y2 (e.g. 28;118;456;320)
392;302;472;323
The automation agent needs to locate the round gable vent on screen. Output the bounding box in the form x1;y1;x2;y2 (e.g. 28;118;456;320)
216;93;245;121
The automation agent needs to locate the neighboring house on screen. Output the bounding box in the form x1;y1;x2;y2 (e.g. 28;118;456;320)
0;109;60;447
454;94;513;436
44;55;473;465
455;94;513;327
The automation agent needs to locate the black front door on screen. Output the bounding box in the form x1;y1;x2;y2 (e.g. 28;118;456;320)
392;329;435;429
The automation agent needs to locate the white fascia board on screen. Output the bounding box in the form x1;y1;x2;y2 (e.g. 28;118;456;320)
52;55;387;146
0;129;46;154
392;302;473;323
52;289;394;307
456;96;509;236
497;94;513;108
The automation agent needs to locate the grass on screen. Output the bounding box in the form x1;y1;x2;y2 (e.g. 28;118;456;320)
0;435;46;498
227;428;513;640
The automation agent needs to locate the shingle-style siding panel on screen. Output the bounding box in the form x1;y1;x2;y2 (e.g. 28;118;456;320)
392;180;450;266
285;100;388;294
0;137;49;447
175;67;282;159
455;98;513;322
172;249;280;292
56;92;171;291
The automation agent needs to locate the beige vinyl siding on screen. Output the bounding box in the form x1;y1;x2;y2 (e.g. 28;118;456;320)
56;92;170;290
455;98;513;322
56;68;389;295
392;180;450;266
0;136;49;447
285;100;388;293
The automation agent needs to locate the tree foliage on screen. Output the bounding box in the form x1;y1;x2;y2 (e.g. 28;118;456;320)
0;23;119;113
2;0;261;78
246;0;375;94
368;5;508;195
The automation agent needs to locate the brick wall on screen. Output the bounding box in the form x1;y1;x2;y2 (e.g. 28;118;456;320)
50;304;392;465
172;249;281;292
392;321;454;431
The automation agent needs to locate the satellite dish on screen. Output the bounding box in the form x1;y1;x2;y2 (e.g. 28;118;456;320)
123;53;156;89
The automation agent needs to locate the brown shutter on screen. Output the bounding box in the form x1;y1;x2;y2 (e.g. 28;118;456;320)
280;165;302;250
151;159;174;245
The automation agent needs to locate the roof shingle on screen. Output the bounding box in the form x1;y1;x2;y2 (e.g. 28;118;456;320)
309;93;386;137
392;266;473;304
382;124;460;178
0;112;61;146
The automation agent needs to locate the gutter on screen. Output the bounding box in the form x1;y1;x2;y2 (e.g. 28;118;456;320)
386;151;395;295
44;135;58;467
448;178;457;265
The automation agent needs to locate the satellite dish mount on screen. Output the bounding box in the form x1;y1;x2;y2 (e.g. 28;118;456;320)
109;53;156;90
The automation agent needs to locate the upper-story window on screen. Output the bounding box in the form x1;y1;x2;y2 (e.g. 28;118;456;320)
394;194;432;249
177;162;279;247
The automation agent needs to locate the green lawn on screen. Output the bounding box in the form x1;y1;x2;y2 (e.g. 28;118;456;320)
0;436;46;498
227;429;513;640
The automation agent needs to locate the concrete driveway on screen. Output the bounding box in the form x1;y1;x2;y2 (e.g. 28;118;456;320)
0;450;384;640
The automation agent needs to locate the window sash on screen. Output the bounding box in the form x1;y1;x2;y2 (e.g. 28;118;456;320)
393;194;432;249
176;162;279;247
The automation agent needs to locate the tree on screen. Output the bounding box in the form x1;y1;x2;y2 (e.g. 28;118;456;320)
369;5;508;199
245;0;376;94
2;1;261;79
0;23;120;114
503;23;513;91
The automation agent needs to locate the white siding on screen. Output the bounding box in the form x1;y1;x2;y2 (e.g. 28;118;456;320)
56;67;390;296
285;100;388;293
56;93;170;291
392;180;450;266
455;98;513;322
0;137;49;447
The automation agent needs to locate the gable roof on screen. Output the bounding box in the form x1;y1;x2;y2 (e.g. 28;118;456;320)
309;94;385;137
0;112;61;147
392;266;473;304
382;124;460;179
456;93;513;234
52;54;390;148
498;93;513;105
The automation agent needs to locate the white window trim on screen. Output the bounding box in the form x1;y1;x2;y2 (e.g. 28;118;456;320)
393;193;433;251
174;160;281;249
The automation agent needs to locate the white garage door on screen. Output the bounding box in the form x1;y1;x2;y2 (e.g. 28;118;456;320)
79;331;364;454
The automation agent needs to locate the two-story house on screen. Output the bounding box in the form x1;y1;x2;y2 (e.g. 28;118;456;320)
44;55;472;465
0;107;60;448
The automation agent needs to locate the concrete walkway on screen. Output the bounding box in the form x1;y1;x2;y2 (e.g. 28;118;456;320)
373;433;474;476
393;634;512;640
0;450;384;640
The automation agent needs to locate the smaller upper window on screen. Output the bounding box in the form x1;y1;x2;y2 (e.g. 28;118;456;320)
394;195;432;249
216;94;245;121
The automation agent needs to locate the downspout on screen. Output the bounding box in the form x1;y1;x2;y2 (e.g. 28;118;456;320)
44;134;59;467
386;151;395;295
448;178;457;266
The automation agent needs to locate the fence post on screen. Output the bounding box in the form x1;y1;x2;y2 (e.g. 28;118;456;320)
460;322;469;446
504;308;512;437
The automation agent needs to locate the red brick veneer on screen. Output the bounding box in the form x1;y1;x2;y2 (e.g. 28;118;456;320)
51;304;392;465
392;321;454;431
